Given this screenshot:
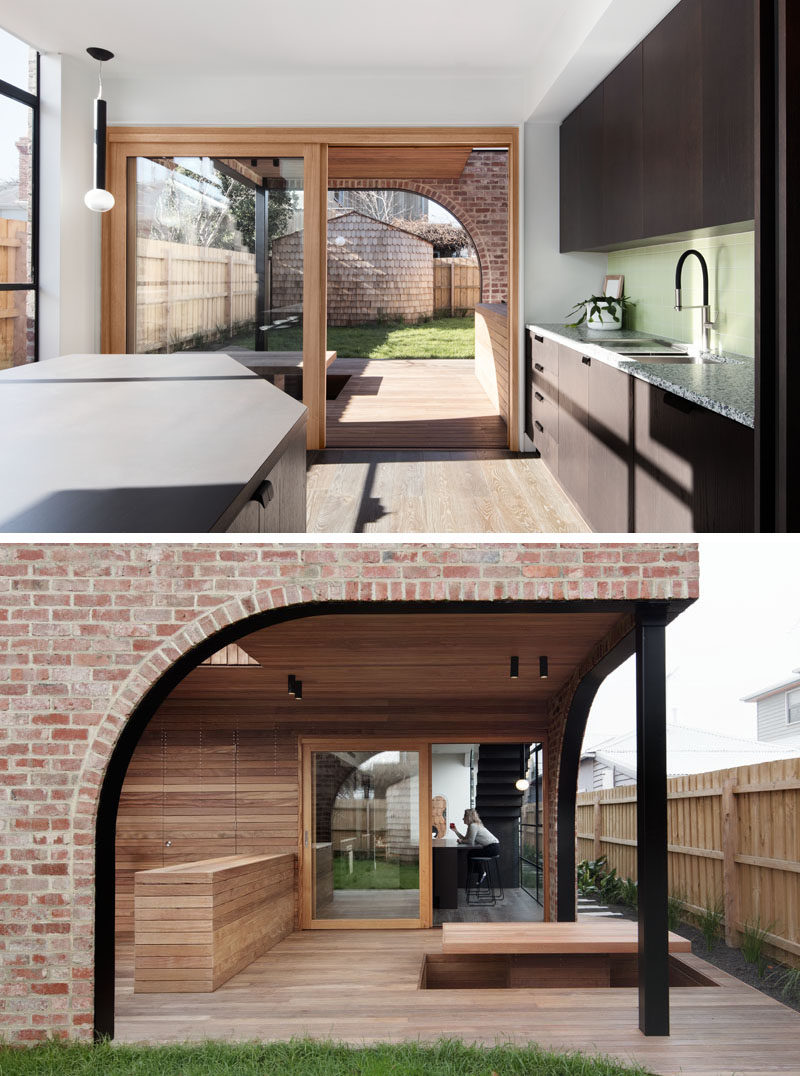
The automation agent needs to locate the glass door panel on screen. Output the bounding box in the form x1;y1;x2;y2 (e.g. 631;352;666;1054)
311;748;421;923
132;155;304;396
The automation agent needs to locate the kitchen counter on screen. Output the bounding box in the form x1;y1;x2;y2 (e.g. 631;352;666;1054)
0;352;308;532
527;324;754;429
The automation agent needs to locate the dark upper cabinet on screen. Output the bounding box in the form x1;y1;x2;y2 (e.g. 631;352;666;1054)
559;107;582;255
559;86;604;253
643;0;703;237
701;0;755;225
602;45;644;246
560;0;754;251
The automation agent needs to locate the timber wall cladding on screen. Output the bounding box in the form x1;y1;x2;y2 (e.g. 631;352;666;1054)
576;757;800;968
116;721;298;938
328;150;509;303
272;212;434;327
0;542;699;1043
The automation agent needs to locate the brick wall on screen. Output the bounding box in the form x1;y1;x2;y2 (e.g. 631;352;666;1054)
329;150;509;303
0;542;699;1042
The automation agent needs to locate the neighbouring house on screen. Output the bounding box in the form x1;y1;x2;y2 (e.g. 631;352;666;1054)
743;670;800;747
579;722;800;791
272;210;435;326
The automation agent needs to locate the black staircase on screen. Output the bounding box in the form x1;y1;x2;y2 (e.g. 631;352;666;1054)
475;743;528;888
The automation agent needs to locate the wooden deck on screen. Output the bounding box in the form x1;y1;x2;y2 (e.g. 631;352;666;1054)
441;921;692;954
326;359;508;448
306;449;589;532
114;929;800;1074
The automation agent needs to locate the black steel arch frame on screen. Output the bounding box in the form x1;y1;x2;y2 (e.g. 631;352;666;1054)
0;53;40;364
93;595;689;1040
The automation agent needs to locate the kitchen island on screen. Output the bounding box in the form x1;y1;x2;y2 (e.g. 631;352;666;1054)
0;352;307;533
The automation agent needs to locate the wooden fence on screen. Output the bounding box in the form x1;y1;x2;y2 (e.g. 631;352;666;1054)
0;218;30;369
434;258;480;314
576;757;800;966
136;238;258;352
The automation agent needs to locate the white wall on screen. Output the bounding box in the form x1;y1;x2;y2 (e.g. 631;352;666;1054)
39;54;101;360
523;122;606;326
431;750;472;833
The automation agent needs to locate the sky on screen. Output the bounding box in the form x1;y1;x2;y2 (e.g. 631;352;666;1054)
0;29;35;184
584;537;800;748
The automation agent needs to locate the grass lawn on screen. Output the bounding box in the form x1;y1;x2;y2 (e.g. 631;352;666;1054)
228;317;475;359
333;855;419;891
0;1039;655;1076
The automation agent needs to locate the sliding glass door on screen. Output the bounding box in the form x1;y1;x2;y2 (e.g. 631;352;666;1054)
302;742;430;927
131;155;304;394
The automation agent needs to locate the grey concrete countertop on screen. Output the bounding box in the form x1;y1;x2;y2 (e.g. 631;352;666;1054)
0;352;307;533
527;323;754;429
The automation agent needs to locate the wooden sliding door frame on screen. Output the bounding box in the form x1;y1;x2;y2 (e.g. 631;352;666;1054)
102;126;520;451
300;736;432;929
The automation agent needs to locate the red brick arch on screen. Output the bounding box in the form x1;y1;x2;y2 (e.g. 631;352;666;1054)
329;150;508;303
0;543;699;1043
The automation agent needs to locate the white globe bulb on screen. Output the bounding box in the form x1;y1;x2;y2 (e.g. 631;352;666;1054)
515;778;530;792
334;235;346;247
84;188;115;213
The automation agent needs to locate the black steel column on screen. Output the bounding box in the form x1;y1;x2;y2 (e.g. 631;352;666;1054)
755;0;800;531
254;184;267;351
635;603;669;1036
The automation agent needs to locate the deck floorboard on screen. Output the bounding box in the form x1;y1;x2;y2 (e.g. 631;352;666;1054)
115;929;800;1075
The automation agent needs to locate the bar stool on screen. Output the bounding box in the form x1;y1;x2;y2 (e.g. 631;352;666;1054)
465;855;504;905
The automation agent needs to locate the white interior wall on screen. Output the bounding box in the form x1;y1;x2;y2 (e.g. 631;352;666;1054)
523;122;607;325
431;751;472;832
39;53;100;360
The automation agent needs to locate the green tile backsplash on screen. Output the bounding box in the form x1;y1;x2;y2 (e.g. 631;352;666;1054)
607;231;755;357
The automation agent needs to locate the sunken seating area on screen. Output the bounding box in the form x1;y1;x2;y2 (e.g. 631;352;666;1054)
133;853;295;993
421;921;705;991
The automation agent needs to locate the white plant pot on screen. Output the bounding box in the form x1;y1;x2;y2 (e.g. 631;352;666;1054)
586;301;622;331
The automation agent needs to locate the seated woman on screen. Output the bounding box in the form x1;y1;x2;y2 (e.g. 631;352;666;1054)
452;808;500;883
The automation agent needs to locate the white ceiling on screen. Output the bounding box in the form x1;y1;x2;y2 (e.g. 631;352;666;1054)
0;0;682;122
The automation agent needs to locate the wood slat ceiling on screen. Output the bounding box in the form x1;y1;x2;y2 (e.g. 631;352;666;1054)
327;146;473;179
163;612;626;710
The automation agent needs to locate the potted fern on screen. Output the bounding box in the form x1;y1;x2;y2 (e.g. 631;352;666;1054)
566;293;633;331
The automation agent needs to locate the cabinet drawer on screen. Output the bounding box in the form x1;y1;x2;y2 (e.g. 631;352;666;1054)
531;333;559;383
532;418;558;474
531;385;559;444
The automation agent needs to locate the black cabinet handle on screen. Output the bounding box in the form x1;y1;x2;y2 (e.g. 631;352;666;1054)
534;391;544;402
582;355;591;366
534;420;544;433
250;479;275;508
534;334;543;343
534;362;544;373
662;391;696;415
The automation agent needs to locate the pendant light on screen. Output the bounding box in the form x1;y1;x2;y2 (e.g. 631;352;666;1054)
84;47;115;213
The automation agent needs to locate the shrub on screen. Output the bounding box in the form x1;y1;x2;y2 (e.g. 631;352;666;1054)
695;898;725;951
667;891;685;932
741;918;775;978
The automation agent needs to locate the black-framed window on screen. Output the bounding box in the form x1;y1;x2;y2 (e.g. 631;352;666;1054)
520;742;543;906
0;27;39;367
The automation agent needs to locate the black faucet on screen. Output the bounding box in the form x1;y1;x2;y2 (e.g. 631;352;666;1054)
674;249;714;351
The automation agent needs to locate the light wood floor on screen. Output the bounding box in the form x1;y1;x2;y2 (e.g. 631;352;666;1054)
306;449;589;533
115;929;800;1075
326;359;507;448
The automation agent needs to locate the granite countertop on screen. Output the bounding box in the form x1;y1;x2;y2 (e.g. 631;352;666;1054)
527;323;755;429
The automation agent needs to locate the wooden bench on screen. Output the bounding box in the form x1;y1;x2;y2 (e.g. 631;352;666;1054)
230;350;337;376
134;853;295;993
441;921;691;955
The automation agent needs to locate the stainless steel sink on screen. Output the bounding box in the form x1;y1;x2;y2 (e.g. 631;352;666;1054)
591;335;722;363
617;353;722;364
